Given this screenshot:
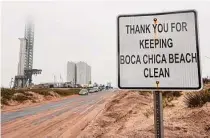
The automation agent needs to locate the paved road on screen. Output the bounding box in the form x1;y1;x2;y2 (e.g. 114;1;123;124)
1;89;117;138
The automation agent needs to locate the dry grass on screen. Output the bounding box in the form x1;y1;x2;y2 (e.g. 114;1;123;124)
143;106;153;118
1;88;31;104
53;88;81;96
184;88;210;108
162;91;182;108
136;91;181;108
138;91;152;95
162;91;182;98
12;94;32;102
28;88;53;96
1;88;81;105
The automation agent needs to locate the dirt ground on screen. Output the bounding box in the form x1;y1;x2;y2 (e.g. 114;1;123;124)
78;90;210;138
1;90;117;138
2;89;210;138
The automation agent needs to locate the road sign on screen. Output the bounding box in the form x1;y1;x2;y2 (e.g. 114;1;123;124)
117;10;202;90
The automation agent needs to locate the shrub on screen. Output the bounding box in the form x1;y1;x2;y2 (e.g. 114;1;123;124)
163;97;175;108
1;88;16;105
1;88;50;105
184;88;210;107
1;88;16;100
162;91;182;98
1;88;82;105
12;94;30;102
138;91;152;95
24;92;33;97
162;91;181;108
34;91;52;96
1;98;9;105
29;88;52;96
54;88;81;96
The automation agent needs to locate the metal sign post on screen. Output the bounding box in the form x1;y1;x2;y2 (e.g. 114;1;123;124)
153;81;164;138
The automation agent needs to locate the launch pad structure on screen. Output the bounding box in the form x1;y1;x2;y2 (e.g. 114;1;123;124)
13;18;42;88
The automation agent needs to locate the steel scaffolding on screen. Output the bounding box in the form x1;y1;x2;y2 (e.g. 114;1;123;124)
14;18;42;88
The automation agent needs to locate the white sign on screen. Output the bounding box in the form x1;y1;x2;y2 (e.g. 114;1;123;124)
117;10;202;90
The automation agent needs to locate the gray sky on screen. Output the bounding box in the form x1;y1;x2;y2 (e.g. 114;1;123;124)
1;1;210;87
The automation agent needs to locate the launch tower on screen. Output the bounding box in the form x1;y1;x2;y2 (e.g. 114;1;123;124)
13;18;42;88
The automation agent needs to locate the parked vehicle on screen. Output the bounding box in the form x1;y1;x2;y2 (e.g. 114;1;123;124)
98;86;104;91
89;87;99;93
79;89;88;95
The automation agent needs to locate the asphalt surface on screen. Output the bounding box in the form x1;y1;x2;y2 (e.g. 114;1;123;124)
1;89;116;138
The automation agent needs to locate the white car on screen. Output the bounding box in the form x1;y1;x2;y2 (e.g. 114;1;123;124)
79;89;88;95
89;87;99;93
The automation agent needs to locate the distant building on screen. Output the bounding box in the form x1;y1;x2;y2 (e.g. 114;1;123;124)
67;61;76;84
76;62;91;86
86;65;91;84
66;61;91;86
107;82;111;87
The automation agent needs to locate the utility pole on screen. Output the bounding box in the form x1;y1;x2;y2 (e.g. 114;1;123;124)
54;75;57;88
60;74;63;88
73;78;76;87
9;78;14;88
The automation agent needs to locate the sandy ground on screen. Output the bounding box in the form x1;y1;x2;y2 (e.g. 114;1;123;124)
78;91;210;138
1;90;117;138
2;89;210;138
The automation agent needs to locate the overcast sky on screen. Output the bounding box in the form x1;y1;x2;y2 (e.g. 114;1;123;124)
1;1;210;87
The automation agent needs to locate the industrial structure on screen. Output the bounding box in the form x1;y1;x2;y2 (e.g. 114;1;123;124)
107;82;112;87
67;61;76;85
67;61;91;86
76;62;91;85
13;18;42;88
